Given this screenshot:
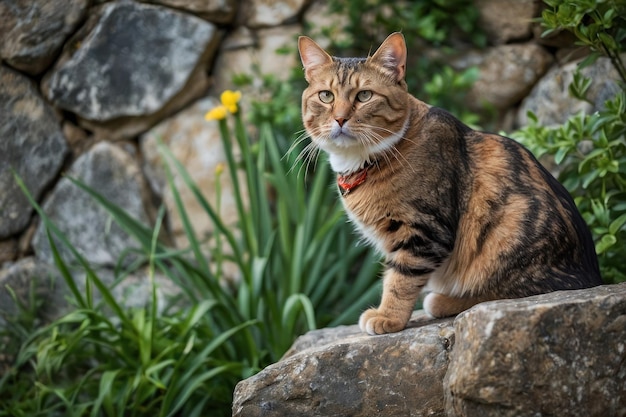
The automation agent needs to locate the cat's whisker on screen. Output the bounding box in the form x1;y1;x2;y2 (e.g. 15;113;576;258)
290;141;319;177
287;130;315;156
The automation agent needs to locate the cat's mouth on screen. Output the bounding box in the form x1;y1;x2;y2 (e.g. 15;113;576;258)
329;122;359;145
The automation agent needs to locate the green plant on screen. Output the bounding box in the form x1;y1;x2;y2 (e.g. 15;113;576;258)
511;0;626;283
2;179;256;417
423;66;481;128
200;91;382;357
541;0;626;83
324;0;486;51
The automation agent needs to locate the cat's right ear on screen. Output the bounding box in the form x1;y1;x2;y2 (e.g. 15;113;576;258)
298;36;333;82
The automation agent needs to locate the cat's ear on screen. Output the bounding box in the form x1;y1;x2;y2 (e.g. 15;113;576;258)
370;32;407;82
298;36;333;82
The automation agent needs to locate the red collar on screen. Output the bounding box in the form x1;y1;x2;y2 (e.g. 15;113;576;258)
337;165;371;195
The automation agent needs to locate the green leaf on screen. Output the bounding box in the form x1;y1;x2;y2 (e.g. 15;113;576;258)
598;32;617;51
91;369;121;417
281;294;316;333
554;145;570;165
609;213;626;235
596;233;617;254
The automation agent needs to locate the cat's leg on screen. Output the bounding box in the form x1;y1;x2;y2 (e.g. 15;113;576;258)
359;268;426;335
422;292;486;318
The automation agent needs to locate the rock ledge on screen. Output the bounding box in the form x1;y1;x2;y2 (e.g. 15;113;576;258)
233;283;626;417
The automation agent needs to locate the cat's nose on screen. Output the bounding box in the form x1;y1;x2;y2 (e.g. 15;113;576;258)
335;117;347;127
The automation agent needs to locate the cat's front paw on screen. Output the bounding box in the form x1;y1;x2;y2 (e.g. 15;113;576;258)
359;308;406;335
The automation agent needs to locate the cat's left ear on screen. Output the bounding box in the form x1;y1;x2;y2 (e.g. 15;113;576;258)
370;32;407;82
298;36;333;82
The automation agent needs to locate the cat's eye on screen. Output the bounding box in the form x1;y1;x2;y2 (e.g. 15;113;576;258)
356;90;373;102
319;90;334;104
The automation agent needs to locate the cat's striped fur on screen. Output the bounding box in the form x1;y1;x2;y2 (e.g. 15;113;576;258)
298;32;602;335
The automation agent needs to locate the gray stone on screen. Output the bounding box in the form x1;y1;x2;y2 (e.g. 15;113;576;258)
242;0;310;28
445;283;626;417
139;0;237;23
32;141;153;267
233;312;455;417
517;56;623;127
0;0;89;75
0;65;68;239
468;43;553;112
42;1;219;139
474;0;538;45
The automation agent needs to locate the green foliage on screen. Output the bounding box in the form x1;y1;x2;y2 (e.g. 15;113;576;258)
541;0;626;83
3;177;255;417
511;0;626;283
325;0;486;51
424;66;481;128
1;99;382;415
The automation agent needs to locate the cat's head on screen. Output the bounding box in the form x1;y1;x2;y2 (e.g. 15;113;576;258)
298;32;410;174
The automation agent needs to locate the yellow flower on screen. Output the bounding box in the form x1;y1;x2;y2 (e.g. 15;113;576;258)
220;90;242;114
215;162;225;176
204;105;228;121
204;90;242;122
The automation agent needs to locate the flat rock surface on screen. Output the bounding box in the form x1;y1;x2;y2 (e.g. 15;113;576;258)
234;284;626;417
233;311;455;417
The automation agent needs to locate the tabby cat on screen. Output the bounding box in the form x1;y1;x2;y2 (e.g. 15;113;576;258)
297;32;602;335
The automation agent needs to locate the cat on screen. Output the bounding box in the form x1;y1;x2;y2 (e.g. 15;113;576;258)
297;32;603;335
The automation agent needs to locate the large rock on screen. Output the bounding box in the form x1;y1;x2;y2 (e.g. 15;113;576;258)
517;56;623;127
140;96;244;249
474;0;538;45
32;141;153;267
445;283;626;417
467;43;553;112
0;0;89;75
42;1;219;139
0;65;68;240
233;284;626;417
233;312;455;417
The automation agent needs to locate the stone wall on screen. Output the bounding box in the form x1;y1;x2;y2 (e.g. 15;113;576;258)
0;1;622;319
